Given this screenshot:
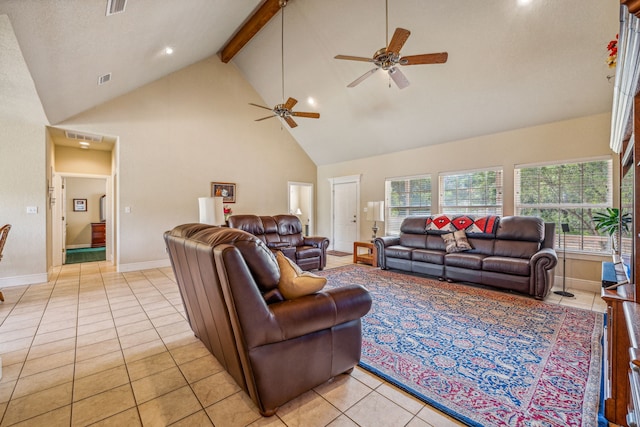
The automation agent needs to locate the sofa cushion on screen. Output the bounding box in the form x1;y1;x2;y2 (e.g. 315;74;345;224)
399;233;428;249
442;230;473;253
191;227;280;292
412;249;445;265
228;215;264;235
385;245;413;260
495;216;544;241
276;251;327;299
493;240;541;259
444;252;486;270
482;256;530;276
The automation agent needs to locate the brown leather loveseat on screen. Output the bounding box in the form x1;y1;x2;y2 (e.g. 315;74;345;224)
164;224;371;416
228;214;329;271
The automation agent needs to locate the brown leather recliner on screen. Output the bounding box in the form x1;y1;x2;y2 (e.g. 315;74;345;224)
228;214;329;270
164;224;372;416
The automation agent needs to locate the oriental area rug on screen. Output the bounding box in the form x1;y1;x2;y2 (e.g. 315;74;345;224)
321;265;604;427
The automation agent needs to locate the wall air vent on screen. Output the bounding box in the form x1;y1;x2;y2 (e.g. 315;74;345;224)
98;73;111;85
106;0;127;16
65;131;103;143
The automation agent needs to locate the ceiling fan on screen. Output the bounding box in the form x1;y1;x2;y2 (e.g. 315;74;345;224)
250;0;319;128
250;97;319;129
334;1;448;89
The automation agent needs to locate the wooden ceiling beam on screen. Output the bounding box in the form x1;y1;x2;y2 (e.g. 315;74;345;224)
219;0;283;63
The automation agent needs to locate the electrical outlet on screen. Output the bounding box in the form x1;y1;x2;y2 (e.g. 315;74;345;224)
26;206;38;214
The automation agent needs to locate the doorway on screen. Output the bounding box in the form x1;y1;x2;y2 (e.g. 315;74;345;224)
52;174;111;266
288;182;313;236
329;175;360;252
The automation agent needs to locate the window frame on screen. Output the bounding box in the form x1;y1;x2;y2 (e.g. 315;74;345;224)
514;157;613;253
384;174;432;236
438;167;504;216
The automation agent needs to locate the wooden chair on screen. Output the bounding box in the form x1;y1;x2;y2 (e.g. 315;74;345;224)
0;224;11;302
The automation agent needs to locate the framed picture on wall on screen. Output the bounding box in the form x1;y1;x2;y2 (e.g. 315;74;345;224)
73;199;87;212
211;182;236;203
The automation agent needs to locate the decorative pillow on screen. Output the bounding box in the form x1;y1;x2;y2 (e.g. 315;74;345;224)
275;251;327;299
441;229;473;253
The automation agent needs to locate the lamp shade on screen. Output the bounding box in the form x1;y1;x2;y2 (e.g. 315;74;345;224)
198;196;225;225
366;201;385;222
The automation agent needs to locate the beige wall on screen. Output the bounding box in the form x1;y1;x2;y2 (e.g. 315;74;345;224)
0;15;48;286
55;145;112;176
317;112;615;291
59;56;317;270
65;177;105;247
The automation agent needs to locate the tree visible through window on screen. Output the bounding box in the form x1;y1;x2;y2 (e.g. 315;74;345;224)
515;159;613;252
439;169;503;215
385;176;431;235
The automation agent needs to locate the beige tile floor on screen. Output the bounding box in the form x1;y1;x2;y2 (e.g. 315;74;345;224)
0;254;605;427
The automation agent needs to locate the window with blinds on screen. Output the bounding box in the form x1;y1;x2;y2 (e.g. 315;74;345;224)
439;168;503;215
385;175;431;236
514;158;613;252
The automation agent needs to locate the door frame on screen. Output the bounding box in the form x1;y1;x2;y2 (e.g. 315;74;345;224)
52;172;113;266
329;175;361;251
287;182;314;236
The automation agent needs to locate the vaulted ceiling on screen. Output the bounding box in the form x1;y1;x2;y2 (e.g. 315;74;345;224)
0;0;619;165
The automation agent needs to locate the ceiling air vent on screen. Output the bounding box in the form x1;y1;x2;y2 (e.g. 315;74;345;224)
106;0;127;16
98;73;111;85
65;131;103;143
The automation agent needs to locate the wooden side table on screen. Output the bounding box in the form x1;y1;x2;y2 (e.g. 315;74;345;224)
353;241;377;267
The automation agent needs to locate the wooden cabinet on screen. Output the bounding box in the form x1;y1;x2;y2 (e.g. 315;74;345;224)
91;222;105;248
603;284;635;426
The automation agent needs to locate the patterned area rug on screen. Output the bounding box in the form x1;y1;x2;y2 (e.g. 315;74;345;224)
321;265;603;427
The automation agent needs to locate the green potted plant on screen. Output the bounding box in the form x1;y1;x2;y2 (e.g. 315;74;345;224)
592;208;632;253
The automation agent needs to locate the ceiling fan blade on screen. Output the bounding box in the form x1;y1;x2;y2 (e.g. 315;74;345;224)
389;67;410;89
400;52;448;65
335;55;374;63
284;116;298;128
284;97;298;110
255;115;276;121
347;67;379;88
291;111;320;119
249;103;273;111
386;28;411;55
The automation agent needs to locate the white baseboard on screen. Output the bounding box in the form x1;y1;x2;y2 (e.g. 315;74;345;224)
0;273;48;288
118;259;171;273
554;275;601;294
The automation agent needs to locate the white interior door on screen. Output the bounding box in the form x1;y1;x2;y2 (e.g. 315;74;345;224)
332;181;358;252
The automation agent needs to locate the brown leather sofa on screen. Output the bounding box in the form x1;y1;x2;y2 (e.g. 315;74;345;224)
228;214;329;271
374;215;558;299
164;224;371;416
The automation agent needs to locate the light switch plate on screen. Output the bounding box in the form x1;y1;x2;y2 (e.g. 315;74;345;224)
26;206;38;214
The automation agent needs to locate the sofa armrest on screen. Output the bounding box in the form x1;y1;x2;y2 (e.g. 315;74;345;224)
530;248;558;299
303;236;330;269
267;284;371;345
374;236;400;269
303;236;329;249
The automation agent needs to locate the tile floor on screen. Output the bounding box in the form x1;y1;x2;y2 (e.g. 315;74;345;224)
0;255;605;427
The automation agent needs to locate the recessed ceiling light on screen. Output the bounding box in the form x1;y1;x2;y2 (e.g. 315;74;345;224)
79;141;90;147
307;97;316;106
517;0;532;5
164;47;174;55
